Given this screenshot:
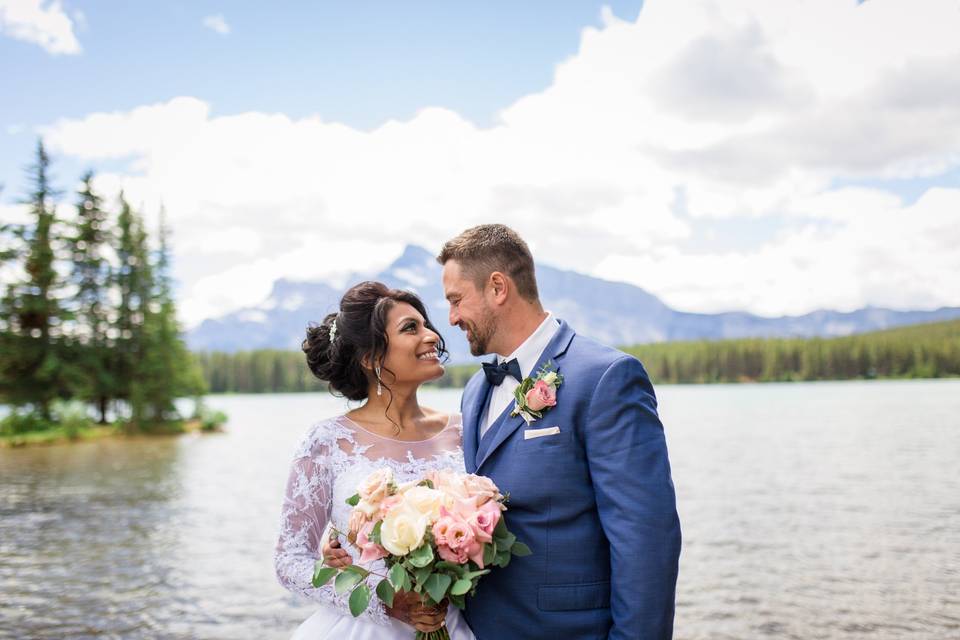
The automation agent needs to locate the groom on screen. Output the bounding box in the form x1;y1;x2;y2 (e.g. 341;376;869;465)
438;224;681;639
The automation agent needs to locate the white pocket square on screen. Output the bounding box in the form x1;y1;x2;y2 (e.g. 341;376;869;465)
524;426;561;440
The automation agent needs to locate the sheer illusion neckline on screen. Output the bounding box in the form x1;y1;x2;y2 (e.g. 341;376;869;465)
338;413;455;444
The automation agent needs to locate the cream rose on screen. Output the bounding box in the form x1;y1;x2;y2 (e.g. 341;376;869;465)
401;485;445;521
462;474;501;504
380;505;429;556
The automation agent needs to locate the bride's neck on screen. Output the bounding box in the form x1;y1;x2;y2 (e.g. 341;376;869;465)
357;384;425;431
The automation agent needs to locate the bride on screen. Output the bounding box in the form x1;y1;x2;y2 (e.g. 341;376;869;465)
274;281;475;640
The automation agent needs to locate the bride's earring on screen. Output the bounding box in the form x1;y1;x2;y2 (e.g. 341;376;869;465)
375;366;382;397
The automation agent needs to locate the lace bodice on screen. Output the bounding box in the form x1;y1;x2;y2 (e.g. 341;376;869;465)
274;414;465;625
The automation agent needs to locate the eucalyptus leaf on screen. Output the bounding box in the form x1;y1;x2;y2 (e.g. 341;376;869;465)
345;493;360;507
369;520;382;545
482;541;496;567
335;570;364;595
463;569;490;581
349;584;371;617
343;565;370;579
511;542;532;557
413;565;432;588
450;578;472;596
389;563;407;591
311;565;338;588
493;516;508;539
376;578;395;608
434;561;466;577
425;572;452;605
408;542;434;568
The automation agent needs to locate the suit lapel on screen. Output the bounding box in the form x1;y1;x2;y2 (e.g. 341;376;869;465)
475;320;576;471
462;365;493;473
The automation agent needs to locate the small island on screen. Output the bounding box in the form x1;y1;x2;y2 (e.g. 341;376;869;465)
1;141;226;447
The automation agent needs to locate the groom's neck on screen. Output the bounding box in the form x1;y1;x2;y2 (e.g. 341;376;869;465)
493;302;547;357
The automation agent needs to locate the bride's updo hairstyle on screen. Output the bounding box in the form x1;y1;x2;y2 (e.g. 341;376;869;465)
302;281;448;400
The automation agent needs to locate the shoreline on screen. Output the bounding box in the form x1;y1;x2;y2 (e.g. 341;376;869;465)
0;418;221;449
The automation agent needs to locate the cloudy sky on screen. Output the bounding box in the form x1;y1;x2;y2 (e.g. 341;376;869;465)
2;0;959;327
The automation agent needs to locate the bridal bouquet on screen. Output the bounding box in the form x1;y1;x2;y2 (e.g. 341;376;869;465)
312;468;530;640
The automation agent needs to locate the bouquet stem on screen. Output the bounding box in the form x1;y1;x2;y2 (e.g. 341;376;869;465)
415;629;451;640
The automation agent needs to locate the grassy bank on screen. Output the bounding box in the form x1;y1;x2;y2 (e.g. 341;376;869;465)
0;418;223;448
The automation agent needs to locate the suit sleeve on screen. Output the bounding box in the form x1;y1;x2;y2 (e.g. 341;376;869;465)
584;355;681;640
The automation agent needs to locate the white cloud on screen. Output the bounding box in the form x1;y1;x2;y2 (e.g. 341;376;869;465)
0;0;81;54
202;14;230;36
40;0;960;325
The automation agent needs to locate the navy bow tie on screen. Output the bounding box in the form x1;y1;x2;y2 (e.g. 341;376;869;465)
482;358;522;386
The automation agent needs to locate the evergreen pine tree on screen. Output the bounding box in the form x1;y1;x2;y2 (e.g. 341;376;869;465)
66;172;114;422
0;140;70;419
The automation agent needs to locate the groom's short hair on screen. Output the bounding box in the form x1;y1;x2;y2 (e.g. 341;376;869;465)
437;224;539;302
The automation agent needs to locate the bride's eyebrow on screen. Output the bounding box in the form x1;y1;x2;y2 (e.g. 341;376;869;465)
395;316;422;328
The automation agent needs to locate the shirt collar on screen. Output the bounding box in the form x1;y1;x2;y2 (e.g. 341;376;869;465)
497;312;561;379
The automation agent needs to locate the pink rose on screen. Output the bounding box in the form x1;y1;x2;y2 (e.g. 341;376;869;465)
356;520;388;563
524;379;557;412
468;500;502;543
445;520;475;551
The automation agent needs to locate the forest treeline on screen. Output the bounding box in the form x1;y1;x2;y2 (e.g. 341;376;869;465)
195;318;960;394
0;141;208;437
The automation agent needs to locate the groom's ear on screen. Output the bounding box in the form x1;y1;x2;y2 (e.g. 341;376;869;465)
488;271;510;305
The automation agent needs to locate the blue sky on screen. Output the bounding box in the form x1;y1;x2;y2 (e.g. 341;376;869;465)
1;1;643;188
1;0;959;326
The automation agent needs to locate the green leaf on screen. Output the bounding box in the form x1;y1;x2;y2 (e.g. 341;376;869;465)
511;541;532;557
413;565;432;589
389;563;407;591
343;564;371;579
493;516;509;539
418;479;435;489
449;592;466;609
434;561;466;577
482;541;496;567
311;565;338;588
369;520;382;545
494;549;511;568
424;572;452;605
376;578;395;608
335;570;364;595
450;578;471;596
345;493;360;507
408;542;434;568
463;569;490;581
495;531;516;550
349;583;371;617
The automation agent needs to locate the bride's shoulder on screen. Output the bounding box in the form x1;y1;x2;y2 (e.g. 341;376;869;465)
292;415;355;459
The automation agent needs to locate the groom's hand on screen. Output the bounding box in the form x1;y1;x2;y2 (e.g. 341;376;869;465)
321;534;353;569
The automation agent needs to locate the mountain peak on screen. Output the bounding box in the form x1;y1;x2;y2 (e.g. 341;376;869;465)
393;244;435;268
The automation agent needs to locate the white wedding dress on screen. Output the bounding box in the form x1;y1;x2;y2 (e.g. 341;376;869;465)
275;413;476;640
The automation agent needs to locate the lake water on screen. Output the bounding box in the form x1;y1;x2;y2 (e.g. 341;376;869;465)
1;380;959;639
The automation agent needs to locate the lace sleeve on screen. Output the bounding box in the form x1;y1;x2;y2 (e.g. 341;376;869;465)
273;421;389;625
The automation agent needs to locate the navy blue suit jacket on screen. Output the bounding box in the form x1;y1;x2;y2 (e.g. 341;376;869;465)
461;320;681;639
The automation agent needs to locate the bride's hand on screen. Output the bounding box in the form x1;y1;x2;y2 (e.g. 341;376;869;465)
408;594;448;633
387;591;447;632
321;532;353;569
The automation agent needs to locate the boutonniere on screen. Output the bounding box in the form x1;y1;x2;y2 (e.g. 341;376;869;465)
511;361;564;425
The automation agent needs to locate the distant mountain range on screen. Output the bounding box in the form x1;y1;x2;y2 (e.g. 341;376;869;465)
187;245;960;362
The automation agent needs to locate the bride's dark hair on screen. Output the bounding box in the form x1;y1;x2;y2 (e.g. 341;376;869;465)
302;281;448;401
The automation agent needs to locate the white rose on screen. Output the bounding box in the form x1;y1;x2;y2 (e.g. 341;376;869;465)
355;498;379;518
402;486;444;521
540;372;558;386
380;505;429;556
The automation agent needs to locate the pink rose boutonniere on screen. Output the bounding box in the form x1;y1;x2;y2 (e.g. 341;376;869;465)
510;361;564;424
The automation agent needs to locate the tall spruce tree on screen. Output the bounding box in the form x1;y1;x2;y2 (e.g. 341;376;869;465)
67;172;114;422
112;192;147;420
0;141;70;419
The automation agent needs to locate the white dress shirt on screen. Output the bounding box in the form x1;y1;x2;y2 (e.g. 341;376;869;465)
481;312;561;437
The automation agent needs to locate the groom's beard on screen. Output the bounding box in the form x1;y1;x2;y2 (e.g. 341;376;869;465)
464;313;497;356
